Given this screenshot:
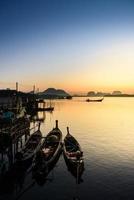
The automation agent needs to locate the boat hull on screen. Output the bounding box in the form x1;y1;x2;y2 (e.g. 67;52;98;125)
63;152;84;182
15;130;42;167
32;125;62;182
86;98;104;102
63;131;84;183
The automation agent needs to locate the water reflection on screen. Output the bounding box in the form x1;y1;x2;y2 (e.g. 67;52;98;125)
33;151;61;186
64;157;84;185
1;97;134;199
30;111;46;123
0;161;26;196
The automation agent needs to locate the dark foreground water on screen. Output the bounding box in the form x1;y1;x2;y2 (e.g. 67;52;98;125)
1;97;134;200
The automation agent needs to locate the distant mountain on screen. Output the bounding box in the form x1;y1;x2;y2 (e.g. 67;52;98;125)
112;91;122;95
87;91;111;97
86;90;134;97
38;88;71;99
43;88;57;94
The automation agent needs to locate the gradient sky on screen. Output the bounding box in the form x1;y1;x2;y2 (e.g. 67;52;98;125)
0;0;134;94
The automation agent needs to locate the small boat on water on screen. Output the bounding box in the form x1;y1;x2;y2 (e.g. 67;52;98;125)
32;120;62;180
36;107;54;112
63;127;84;183
86;97;104;102
15;124;42;165
44;106;54;111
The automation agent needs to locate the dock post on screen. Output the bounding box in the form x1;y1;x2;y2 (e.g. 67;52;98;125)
43;101;45;109
38;122;41;131
25;133;27;142
13;143;16;162
16;140;18;152
8;145;13;167
20;137;23;148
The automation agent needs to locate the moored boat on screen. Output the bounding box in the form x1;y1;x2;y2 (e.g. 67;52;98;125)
63;127;84;182
15;124;42;165
32;120;62;180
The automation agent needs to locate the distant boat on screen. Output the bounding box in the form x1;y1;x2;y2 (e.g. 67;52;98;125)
32;120;62;180
63;127;84;183
86;97;104;102
44;106;54;111
36;106;54;111
66;96;72;100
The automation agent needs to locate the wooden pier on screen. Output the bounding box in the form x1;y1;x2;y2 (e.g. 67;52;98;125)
0;88;46;174
0;117;31;167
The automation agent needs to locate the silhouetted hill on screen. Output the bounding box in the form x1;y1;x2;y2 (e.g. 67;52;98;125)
43;88;57;94
38;88;71;99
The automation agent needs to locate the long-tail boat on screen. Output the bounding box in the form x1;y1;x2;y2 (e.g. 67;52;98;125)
86;97;104;102
15;124;42;165
32;120;62;180
63;127;84;183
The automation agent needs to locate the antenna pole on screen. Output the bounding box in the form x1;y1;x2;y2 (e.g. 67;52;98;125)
16;82;18;91
56;120;58;128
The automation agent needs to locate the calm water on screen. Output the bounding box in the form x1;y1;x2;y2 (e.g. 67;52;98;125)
1;97;134;200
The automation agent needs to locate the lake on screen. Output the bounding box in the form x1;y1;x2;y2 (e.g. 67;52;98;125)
1;97;134;200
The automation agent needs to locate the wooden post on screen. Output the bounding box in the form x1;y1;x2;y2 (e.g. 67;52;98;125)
38;123;41;131
20;138;23;148
25;133;27;142
43;111;45;121
8;145;13;167
1;152;3;161
13;143;16;162
16;140;18;152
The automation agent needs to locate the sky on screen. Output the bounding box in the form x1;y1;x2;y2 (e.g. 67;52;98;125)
0;0;134;94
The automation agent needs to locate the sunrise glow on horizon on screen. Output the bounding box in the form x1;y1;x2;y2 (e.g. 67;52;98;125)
0;0;134;94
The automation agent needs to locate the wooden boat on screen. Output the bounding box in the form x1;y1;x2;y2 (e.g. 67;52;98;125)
32;120;62;179
66;95;72;100
15;124;42;165
35;106;54;112
63;127;84;183
44;106;54;111
86;97;104;102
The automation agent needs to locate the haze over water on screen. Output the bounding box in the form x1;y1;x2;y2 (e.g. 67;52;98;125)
2;97;134;200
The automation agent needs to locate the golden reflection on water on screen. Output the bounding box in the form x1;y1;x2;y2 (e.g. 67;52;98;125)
38;97;134;167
